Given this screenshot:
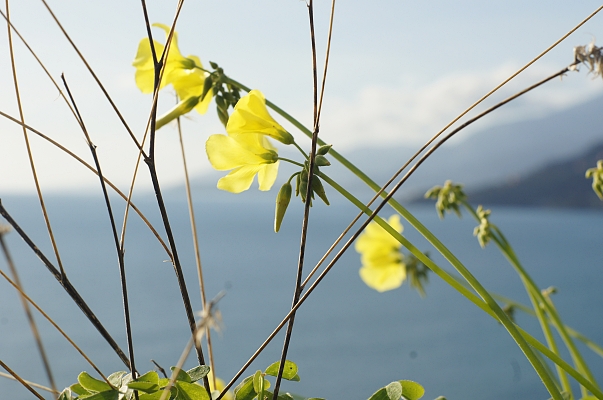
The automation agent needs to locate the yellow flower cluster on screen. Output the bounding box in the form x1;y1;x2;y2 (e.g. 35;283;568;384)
206;90;292;193
355;215;406;292
132;23;212;127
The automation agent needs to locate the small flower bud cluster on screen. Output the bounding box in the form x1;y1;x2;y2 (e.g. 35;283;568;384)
424;180;467;219
585;160;603;200
473;205;493;248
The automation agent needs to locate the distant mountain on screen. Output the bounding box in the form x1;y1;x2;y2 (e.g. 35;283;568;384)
338;93;603;199
464;142;603;209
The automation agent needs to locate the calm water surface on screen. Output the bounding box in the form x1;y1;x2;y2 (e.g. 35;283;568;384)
1;194;602;399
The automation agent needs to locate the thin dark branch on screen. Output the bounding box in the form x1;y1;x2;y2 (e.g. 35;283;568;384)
316;0;336;124
273;1;319;398
0;360;45;400
138;0;211;394
0;201;131;368
61;75;138;379
0;232;56;393
0;268;111;384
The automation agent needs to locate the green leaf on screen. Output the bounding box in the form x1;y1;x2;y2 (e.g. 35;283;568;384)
78;372;114;393
80;391;119;400
106;371;127;388
234;376;256;400
368;381;403;400
170;367;192;383
70;383;91;396
57;388;76;400
139;392;166;400
174;381;210;400
265;360;299;381
399;380;424;400
128;381;159;394
263;390;295;400
186;365;210;383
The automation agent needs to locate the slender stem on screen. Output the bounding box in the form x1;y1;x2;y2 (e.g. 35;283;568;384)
176;112;216;387
463;202;599;396
0;109;171;257
278;157;305;168
218;173;599;400
0;269;111;385
0;360;45;399
61;75;138;378
318;174;564;399
6;0;66;281
139;2;211;394
273;1;319;397
0;201;131;367
0;233;56;393
0;372;58;394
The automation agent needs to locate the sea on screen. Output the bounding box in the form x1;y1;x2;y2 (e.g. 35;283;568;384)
0;192;602;400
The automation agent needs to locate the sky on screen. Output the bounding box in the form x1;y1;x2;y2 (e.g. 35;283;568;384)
1;0;603;193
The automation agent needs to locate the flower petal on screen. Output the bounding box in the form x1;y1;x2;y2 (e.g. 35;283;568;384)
217;165;263;193
206;134;268;171
257;161;279;191
227;90;293;144
359;263;406;292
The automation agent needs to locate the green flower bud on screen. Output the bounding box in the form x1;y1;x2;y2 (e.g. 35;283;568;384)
311;176;329;205
274;182;292;233
317;144;332;156
201;75;213;101
314;155;331;167
155;95;200;130
209;61;219;70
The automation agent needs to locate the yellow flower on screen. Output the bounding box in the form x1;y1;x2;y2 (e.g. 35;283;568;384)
132;23;212;116
226;90;294;144
355;215;406;292
206;132;279;193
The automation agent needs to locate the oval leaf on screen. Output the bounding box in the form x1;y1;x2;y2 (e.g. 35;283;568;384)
174;381;210;400
399;380;425;400
78;372;113;393
234;376;256;400
187;365;210;383
170;367;192;383
265;360;299;381
368;381;402;400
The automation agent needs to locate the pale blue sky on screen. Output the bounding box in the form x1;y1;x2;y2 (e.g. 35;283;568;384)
1;0;603;192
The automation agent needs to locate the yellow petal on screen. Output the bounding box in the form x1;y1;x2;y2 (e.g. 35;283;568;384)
257;161;279;191
206;134;270;171
359;263;406;292
133;39;167;93
227;90;294;144
217;165;263;193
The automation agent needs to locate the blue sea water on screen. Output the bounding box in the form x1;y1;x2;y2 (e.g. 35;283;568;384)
0;193;602;399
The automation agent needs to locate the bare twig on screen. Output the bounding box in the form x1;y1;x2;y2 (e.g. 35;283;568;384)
272;0;321;397
0;372;58;394
137;0;211;394
0;109;171;257
0;360;46;399
6;0;66;281
176;112;216;387
61;75;138;379
0;269;111;384
0;200;131;368
0;230;56;393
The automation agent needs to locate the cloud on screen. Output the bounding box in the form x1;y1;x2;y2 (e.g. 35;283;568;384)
318;63;603;150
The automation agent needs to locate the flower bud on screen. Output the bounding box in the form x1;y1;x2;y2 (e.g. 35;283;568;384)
311;176;329;205
314;155;331;167
317;144;332;156
274;182;292;233
155;95;200;130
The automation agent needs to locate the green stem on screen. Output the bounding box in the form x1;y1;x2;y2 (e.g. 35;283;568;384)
318;172;600;399
463;202;600;397
278;157;304;168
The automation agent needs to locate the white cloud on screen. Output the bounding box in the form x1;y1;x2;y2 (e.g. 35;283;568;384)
318;63;603;150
